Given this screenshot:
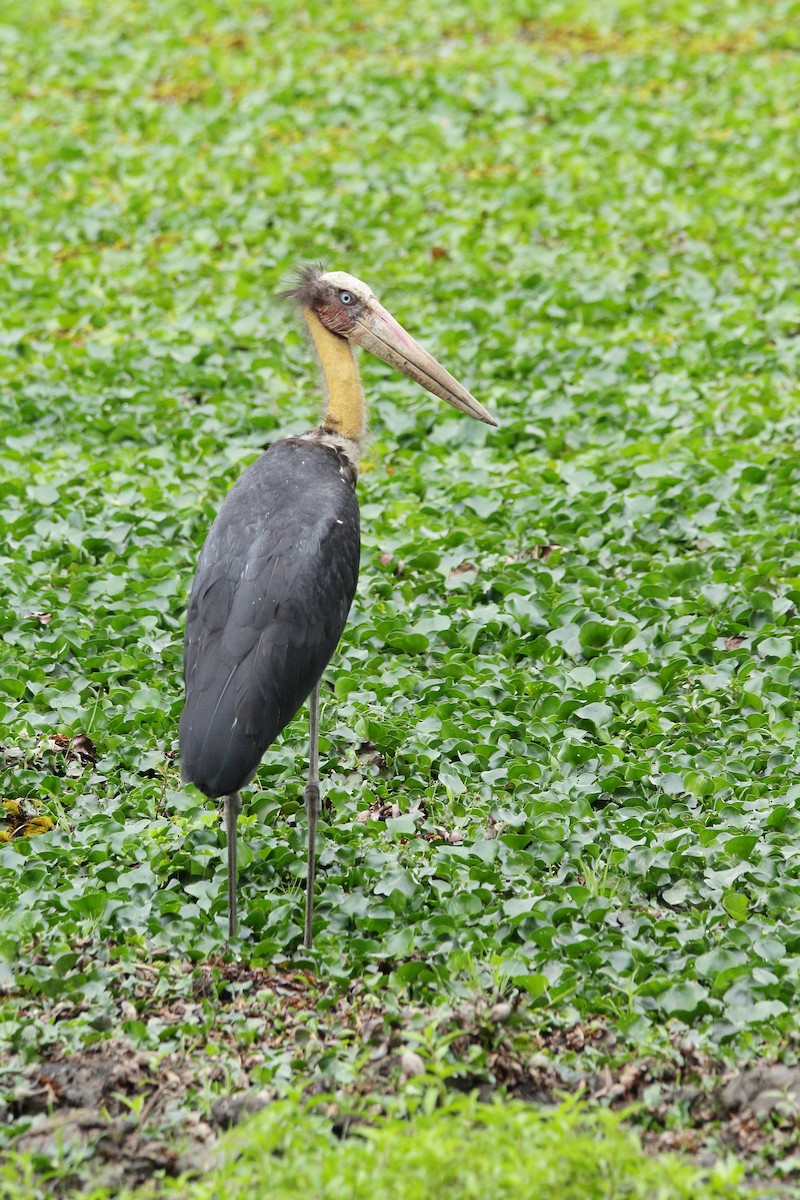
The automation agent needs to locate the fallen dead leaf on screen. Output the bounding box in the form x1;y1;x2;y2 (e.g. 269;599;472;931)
506;544;563;563
2;800;54;839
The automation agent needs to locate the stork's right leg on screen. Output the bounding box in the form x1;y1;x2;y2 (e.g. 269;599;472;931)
304;684;321;950
224;792;241;940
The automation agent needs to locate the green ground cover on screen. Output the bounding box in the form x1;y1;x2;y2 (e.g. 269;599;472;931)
1;0;800;1193
2;1097;741;1200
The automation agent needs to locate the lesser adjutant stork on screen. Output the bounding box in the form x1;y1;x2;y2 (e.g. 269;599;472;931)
179;265;497;947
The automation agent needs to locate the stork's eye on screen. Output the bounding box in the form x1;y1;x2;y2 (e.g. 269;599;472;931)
339;291;354;305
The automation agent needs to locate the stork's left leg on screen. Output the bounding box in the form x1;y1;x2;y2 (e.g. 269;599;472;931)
303;683;321;950
224;792;241;940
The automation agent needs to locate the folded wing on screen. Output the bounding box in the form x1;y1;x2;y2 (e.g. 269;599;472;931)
180;438;360;798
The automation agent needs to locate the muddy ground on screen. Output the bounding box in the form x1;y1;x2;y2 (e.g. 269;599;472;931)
3;962;800;1196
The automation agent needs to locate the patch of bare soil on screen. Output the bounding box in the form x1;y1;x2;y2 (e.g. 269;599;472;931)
3;964;799;1195
7;1040;214;1193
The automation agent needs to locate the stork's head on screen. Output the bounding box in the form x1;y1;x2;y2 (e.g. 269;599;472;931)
284;263;498;427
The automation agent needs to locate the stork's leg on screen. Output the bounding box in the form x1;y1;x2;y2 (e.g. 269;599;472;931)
304;684;321;949
224;792;241;940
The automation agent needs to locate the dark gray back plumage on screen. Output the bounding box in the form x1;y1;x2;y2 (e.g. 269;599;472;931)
180;437;360;798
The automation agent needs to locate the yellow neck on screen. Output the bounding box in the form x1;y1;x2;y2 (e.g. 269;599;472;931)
303;308;366;446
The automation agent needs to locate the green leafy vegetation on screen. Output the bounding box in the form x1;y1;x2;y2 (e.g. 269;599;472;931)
1;1096;745;1200
1;0;800;1193
154;1097;739;1200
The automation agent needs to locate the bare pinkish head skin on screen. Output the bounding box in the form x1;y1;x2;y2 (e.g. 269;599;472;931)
291;266;498;427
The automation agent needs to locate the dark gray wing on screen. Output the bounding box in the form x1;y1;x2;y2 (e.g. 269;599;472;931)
180;438;360;798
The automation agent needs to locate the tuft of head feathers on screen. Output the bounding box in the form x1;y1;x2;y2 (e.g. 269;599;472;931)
279;261;328;308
